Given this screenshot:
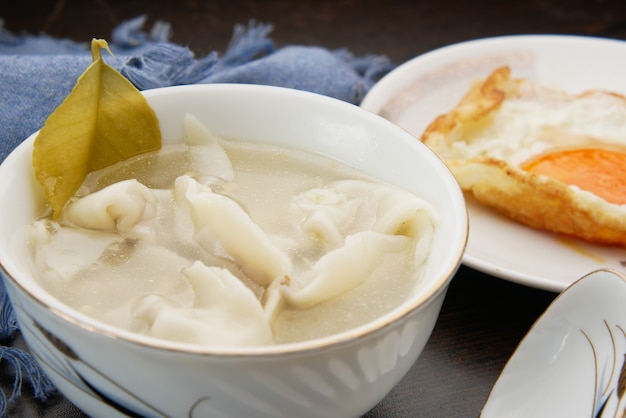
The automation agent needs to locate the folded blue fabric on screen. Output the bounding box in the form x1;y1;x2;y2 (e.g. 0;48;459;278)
0;15;393;416
0;16;393;163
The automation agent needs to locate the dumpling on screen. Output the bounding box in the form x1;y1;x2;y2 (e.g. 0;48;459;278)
292;186;362;250
183;114;234;184
63;179;158;238
130;260;273;347
285;179;438;308
174;175;292;287
363;182;437;269
282;231;409;308
294;180;438;268
29;219;123;283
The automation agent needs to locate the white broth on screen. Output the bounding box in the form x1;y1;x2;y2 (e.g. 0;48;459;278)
29;115;438;346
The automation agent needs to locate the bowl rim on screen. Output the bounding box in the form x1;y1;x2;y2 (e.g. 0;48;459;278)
0;83;468;357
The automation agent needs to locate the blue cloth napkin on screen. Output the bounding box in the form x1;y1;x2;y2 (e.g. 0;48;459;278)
0;15;393;416
0;15;393;164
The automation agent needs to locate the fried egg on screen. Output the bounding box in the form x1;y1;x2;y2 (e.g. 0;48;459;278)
421;66;626;246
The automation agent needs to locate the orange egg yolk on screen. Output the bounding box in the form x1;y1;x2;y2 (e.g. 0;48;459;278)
522;148;626;205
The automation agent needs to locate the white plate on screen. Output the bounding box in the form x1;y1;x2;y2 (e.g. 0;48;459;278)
480;269;626;417
361;35;626;292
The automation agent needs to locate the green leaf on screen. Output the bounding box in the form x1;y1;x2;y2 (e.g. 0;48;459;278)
32;38;162;218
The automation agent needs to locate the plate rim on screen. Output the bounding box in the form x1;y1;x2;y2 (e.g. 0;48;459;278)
361;33;626;110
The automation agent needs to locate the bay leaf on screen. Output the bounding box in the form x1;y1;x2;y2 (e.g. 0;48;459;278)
32;38;162;218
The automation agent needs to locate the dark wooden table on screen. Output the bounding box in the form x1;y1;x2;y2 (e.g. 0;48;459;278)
2;1;626;416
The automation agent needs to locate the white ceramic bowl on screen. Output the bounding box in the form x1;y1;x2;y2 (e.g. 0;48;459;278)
0;84;467;418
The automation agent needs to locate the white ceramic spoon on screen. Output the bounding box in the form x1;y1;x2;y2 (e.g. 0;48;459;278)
481;269;626;418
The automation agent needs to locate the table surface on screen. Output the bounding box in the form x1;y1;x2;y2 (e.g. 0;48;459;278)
2;1;626;416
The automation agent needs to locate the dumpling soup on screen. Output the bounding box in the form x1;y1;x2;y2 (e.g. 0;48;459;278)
28;115;438;347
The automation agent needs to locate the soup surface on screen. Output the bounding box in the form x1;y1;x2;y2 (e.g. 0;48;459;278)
29;116;438;346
